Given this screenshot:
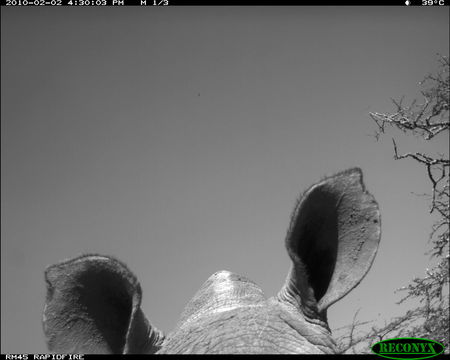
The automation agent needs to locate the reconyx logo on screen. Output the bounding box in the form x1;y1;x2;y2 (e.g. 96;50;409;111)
371;338;445;360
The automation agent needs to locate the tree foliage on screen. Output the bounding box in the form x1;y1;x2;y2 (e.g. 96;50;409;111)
336;55;449;354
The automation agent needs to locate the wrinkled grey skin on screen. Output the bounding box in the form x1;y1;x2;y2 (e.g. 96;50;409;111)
43;168;381;354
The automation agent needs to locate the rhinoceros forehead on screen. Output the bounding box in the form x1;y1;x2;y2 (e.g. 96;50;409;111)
177;270;266;326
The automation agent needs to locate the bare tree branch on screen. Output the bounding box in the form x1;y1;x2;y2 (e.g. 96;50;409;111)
336;54;449;354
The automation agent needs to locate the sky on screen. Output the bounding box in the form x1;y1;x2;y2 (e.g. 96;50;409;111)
1;6;449;354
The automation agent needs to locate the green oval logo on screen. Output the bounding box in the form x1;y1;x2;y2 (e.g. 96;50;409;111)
371;337;445;360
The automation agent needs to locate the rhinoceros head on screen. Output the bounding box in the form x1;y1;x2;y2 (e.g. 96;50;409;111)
43;168;380;354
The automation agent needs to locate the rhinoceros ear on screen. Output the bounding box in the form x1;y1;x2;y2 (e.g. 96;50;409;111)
278;168;381;321
43;254;164;354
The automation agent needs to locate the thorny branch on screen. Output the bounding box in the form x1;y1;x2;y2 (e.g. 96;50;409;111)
369;55;449;141
336;55;449;354
391;137;449;215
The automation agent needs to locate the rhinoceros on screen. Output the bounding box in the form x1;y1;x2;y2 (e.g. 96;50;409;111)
43;167;380;354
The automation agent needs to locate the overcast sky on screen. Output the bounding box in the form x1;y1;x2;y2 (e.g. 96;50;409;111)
1;6;449;354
